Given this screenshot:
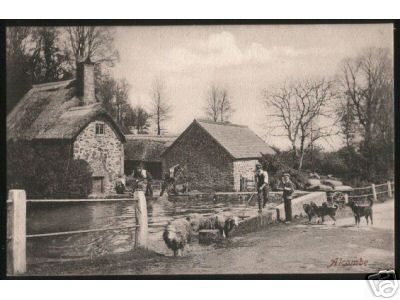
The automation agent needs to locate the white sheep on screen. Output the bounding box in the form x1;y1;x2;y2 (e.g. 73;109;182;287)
162;218;192;257
186;213;239;238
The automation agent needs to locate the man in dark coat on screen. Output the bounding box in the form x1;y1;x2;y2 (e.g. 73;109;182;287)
255;163;269;212
278;172;295;223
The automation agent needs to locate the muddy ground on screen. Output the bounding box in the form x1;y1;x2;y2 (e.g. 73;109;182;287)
26;199;394;276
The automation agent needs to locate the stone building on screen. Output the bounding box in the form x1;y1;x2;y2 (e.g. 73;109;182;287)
161;119;275;192
7;59;126;194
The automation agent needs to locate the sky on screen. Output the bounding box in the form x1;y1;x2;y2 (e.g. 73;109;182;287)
111;24;393;150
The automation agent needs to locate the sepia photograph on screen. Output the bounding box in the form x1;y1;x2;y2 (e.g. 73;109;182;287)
4;22;396;277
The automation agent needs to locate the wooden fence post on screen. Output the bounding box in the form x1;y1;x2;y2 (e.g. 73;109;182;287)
387;181;393;198
371;184;377;202
134;190;148;249
7;189;27;275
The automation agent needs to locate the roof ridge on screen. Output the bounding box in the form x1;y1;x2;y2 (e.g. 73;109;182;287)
32;79;75;91
195;118;248;128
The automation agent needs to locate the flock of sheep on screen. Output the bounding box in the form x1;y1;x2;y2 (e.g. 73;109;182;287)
163;212;240;256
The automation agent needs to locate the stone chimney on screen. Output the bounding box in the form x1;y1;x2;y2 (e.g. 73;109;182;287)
76;58;95;105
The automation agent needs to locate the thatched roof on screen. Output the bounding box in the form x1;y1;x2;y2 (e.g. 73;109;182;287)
7;79;125;142
162;119;275;159
125;135;176;162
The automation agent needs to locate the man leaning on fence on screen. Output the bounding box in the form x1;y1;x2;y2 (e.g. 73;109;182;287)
255;163;269;213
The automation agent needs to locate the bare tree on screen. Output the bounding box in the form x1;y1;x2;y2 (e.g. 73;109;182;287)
337;47;393;179
262;79;336;170
64;26;119;67
150;78;172;135
205;84;234;122
205;84;220;122
219;88;234;122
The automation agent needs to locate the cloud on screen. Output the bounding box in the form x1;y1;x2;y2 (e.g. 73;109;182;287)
160;31;302;71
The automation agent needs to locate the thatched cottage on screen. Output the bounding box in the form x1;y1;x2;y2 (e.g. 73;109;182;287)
161;119;275;192
124;135;176;179
7;60;126;194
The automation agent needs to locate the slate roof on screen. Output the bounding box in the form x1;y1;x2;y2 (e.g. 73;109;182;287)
6;79;125;142
162;119;274;159
125;135;176;162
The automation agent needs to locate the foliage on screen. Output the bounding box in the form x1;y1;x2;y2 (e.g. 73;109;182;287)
30;27;72;84
7;141;93;199
125;105;151;134
259;153;308;190
261;144;393;188
6;27;33;114
337;47;393;181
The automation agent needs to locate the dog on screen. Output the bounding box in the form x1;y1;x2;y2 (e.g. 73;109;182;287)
303;203;317;222
309;201;339;225
346;198;373;226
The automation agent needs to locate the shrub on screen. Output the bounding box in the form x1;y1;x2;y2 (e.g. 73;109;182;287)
7;140;93;199
62;160;93;198
259;153;308;190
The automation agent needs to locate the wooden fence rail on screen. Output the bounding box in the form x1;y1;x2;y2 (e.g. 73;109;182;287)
348;181;394;202
7;189;148;276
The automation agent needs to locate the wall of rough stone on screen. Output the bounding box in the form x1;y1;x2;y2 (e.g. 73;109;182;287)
161;123;234;192
233;159;258;191
73;120;124;194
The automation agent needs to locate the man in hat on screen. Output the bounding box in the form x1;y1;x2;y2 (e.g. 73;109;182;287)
255;163;269;212
278;172;295;223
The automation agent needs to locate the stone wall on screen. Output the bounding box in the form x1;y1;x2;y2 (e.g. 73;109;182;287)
73;120;124;194
233;159;258;191
162;123;234;192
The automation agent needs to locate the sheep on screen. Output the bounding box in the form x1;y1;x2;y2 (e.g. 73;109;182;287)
213;213;239;237
223;215;239;237
186;213;212;233
162;218;192;257
186;213;239;238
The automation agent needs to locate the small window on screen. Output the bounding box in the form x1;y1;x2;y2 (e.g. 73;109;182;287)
95;123;104;135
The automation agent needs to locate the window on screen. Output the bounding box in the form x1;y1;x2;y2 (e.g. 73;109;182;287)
95;123;104;135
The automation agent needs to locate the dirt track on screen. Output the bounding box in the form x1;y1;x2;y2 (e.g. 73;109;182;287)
27;198;395;275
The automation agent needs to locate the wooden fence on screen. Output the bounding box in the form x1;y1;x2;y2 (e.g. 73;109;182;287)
6;190;149;276
347;181;394;203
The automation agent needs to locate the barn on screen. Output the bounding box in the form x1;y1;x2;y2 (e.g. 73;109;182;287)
6;60;126;194
161;119;275;192
124;135;176;179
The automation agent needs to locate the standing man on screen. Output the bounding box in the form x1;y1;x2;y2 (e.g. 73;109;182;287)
255;163;269;212
133;163;153;196
278;172;295;223
160;164;183;196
